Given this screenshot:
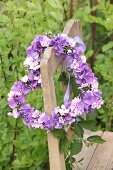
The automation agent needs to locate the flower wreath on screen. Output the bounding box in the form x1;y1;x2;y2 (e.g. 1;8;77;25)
8;34;103;130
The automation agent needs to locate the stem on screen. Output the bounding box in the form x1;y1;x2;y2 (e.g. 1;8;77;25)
76;0;80;9
63;1;68;20
89;0;98;68
70;0;73;18
0;53;8;88
107;106;112;131
9;121;17;166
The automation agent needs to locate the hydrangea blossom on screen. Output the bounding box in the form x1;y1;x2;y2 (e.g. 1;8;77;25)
7;34;103;130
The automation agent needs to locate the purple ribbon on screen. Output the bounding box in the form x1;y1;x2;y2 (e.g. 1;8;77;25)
63;71;70;104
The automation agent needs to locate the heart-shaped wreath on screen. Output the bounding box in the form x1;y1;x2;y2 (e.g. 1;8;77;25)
7;34;103;130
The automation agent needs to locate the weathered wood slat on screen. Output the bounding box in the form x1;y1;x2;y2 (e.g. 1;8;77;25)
73;131;103;170
87;131;113;170
41;47;65;170
73;131;113;170
63;19;82;38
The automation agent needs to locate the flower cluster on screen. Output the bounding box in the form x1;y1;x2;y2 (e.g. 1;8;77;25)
7;34;103;130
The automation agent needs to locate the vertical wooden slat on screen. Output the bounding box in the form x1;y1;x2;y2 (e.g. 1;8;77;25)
41;48;65;170
40;20;82;170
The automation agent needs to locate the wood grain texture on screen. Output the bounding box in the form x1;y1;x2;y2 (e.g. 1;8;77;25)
41;48;65;170
40;20;82;170
73;131;103;170
87;131;113;170
73;131;113;170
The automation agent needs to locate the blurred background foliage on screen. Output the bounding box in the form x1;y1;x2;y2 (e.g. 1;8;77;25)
0;0;113;169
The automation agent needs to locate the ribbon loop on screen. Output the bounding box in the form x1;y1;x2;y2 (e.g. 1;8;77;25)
63;71;70;104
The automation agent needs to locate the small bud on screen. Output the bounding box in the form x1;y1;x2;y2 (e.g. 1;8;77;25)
45;31;53;39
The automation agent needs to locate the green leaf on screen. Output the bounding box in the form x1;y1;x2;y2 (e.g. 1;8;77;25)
87;135;105;144
12;160;21;166
102;41;113;52
70;157;76;163
71;77;80;97
47;0;62;9
70;139;83;155
78;120;98;131
86;49;93;59
59;137;69;153
66;163;72;170
77;116;84;121
51;129;66;139
73;124;84;138
58;72;68;85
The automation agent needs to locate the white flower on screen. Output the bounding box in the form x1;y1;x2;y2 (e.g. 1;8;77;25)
61;34;69;39
70;60;79;70
68;38;76;47
24;57;33;66
21;75;28;83
8;108;19;118
91;79;99;90
38;75;42;84
32;110;40;118
59;104;69;116
72;97;81;104
92;99;104;109
31;120;40;128
24;57;40;70
34;76;39;80
29;62;40;70
79;83;89;89
8;91;21;100
70;97;83;117
80;55;86;63
8;91;15;99
59;117;64;124
40;36;51;47
70;110;79;117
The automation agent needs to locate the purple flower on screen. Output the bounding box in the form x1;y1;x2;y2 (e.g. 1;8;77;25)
19;104;34;127
29;70;40;81
11;81;31;95
20;104;34;114
50;34;69;56
73;63;95;86
51;108;63;129
82;90;103;112
64;114;75;125
82;92;95;105
31;35;50;54
70;97;84;117
73;36;86;53
38;114;54;130
11;81;23;92
8;91;25;109
32;110;40;118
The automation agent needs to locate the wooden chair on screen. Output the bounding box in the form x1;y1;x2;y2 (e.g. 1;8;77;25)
40;19;113;170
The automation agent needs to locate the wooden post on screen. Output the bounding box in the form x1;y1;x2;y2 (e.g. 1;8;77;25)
40;20;82;170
